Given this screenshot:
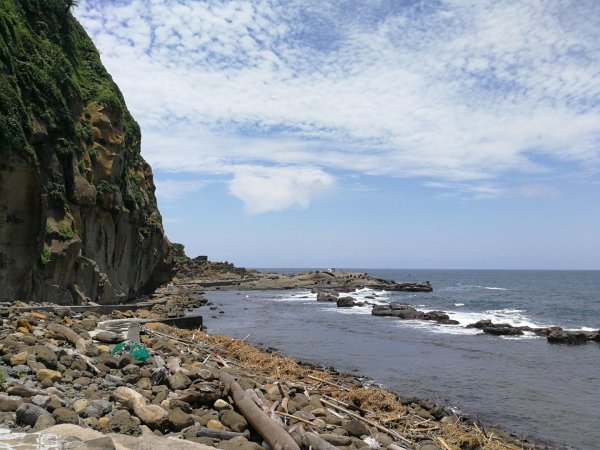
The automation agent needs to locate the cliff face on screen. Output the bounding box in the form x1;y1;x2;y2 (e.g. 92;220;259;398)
0;0;173;303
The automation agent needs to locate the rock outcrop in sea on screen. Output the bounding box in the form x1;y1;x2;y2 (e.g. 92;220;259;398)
0;0;173;304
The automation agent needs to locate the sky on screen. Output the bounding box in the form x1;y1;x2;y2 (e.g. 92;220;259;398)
74;0;600;269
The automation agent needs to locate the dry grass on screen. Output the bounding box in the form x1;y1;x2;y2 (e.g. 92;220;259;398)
129;306;539;450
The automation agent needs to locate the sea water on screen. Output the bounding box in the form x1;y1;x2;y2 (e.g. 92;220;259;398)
200;269;600;449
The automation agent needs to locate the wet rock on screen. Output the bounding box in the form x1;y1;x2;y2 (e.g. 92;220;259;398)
547;330;589;345
168;407;194;431
336;297;356;308
371;303;424;320
317;292;338;302
16;403;51;426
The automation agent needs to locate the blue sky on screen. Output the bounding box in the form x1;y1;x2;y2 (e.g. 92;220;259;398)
75;0;600;269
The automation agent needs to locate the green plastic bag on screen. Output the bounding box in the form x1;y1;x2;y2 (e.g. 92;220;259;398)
111;340;151;361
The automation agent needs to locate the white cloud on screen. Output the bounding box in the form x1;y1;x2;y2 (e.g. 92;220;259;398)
229;166;334;214
155;179;207;200
74;0;600;210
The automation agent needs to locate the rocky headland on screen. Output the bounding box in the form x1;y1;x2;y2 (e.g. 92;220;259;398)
175;257;432;293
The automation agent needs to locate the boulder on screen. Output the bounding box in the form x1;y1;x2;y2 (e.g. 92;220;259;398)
547;330;589;345
0;394;23;412
168;372;192;391
168;407;194;431
220;410;248;433
52;407;79;424
336;297;356;308
316;292;338;302
16;403;52;426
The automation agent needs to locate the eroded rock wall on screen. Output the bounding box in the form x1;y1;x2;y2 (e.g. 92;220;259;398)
0;0;173;303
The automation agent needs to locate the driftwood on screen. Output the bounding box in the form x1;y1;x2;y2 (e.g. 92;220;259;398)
306;375;349;391
320;398;412;445
220;372;300;450
46;323;99;374
301;432;338;450
111;386;168;428
47;323;86;354
166;357;195;378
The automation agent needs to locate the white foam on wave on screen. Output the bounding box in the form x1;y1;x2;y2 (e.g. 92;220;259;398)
446;308;549;329
454;303;465;307
484;286;509;291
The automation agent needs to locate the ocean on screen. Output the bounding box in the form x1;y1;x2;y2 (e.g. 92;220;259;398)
200;269;600;449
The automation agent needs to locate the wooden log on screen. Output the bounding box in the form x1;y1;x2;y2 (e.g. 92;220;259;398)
47;323;86;354
220;372;300;450
111;386;168;429
302;432;339;450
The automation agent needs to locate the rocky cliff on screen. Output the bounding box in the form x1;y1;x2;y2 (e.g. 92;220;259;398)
0;0;173;303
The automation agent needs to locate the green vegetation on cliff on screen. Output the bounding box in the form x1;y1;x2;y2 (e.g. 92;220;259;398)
0;0;172;303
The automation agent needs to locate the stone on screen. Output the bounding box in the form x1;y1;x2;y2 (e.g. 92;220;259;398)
206;419;225;430
81;399;113;419
218;436;263;450
336;296;356;307
168;372;192;391
36;369;62;382
319;433;353;446
220;410;247;433
0;394;23;411
547;330;589;345
105;410;141;436
94;331;123;344
97;345;112;354
16;319;34;333
33;414;57;431
33;345;58;369
72;399;90;414
7;384;40;397
168;407;195;431
80;318;98;331
317;292;338;302
343;419;370;437
52;407;79;424
10;351;28;366
74;377;93;386
213;399;233;411
46;397;64;412
16;403;51;426
32;394;51;407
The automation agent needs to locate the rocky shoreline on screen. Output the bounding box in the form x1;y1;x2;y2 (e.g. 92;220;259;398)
0;285;553;450
175;258;432;293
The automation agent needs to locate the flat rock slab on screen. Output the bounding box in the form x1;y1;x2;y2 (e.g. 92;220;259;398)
0;425;219;450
